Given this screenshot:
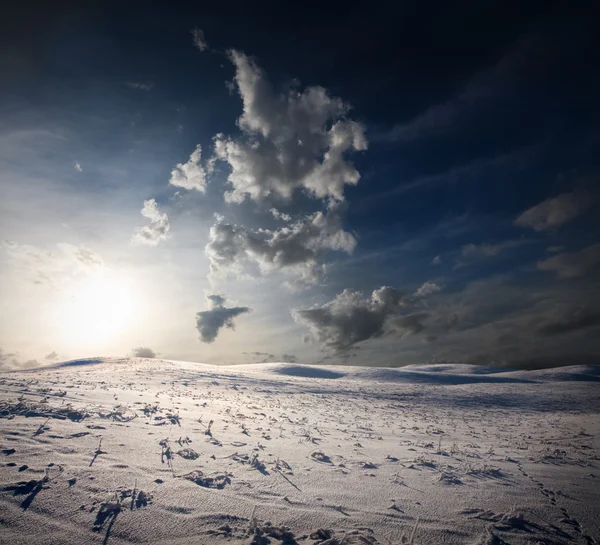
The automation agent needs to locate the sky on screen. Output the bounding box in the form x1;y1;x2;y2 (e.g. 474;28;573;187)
1;1;599;370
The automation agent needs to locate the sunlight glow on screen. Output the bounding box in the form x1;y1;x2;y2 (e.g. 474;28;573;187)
58;272;135;345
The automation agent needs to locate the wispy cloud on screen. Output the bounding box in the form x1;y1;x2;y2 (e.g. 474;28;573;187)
515;190;594;231
125;82;154;92
191;27;208;52
537;244;600;279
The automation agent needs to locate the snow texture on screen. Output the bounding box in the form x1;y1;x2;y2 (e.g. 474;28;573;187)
1;358;599;544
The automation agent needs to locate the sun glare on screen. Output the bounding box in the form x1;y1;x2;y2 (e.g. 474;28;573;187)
58;272;135;345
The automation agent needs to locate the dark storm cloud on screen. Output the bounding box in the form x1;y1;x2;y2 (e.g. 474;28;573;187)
536;308;600;337
393;313;429;337
196;294;250;343
293;286;409;351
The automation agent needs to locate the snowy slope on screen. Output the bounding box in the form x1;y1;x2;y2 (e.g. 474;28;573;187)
1;358;599;544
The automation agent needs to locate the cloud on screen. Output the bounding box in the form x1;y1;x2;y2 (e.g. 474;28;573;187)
191;27;208;52
536;307;600;336
213;50;367;204
45;351;58;360
169;145;207;192
414;281;441;298
205;202;356;284
270;208;292;222
125;82;154;92
293;286;409;351
132;199;170;246
195;294;250;343
132;347;156;358
432;255;442;265
462;242;508;258
2;240;104;284
374;31;552;143
456;240;529;268
0;348;40;371
393;313;429;337
537;244;600;279
75;161;82;172
515;190;593;231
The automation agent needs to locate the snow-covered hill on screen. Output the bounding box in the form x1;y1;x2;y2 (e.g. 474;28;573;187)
1;358;599;544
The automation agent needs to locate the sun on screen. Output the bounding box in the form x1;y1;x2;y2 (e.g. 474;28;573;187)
58;271;135;345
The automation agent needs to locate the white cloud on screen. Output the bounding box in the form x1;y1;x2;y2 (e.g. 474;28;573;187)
213;50;367;204
292;286;409;351
270;208;292;222
169;145;207;192
432;255;442;265
132;199;170;246
2;240;104;284
414;281;442;298
515;190;593;231
537;244;600;279
75;161;82;172
205;202;356;284
196;294;250;343
191;27;208;52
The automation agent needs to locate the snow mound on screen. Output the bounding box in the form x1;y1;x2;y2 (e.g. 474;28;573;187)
403;363;509;375
270;364;346;379
502;365;600;382
356;367;535;385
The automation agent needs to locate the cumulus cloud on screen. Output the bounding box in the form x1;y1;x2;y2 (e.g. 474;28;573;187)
169;145;207;192
191;27;208;52
537;244;600;279
414;281;442;298
515;190;593;231
132;347;156;358
0;348;40;371
196;294;250;343
293;286;409;351
205;202;356;284
2;240;104;284
213;50;367;204
132;199;170;246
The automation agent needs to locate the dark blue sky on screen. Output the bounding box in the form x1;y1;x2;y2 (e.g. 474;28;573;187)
1;1;599;369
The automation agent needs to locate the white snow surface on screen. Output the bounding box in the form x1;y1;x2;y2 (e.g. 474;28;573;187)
1;358;599;544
